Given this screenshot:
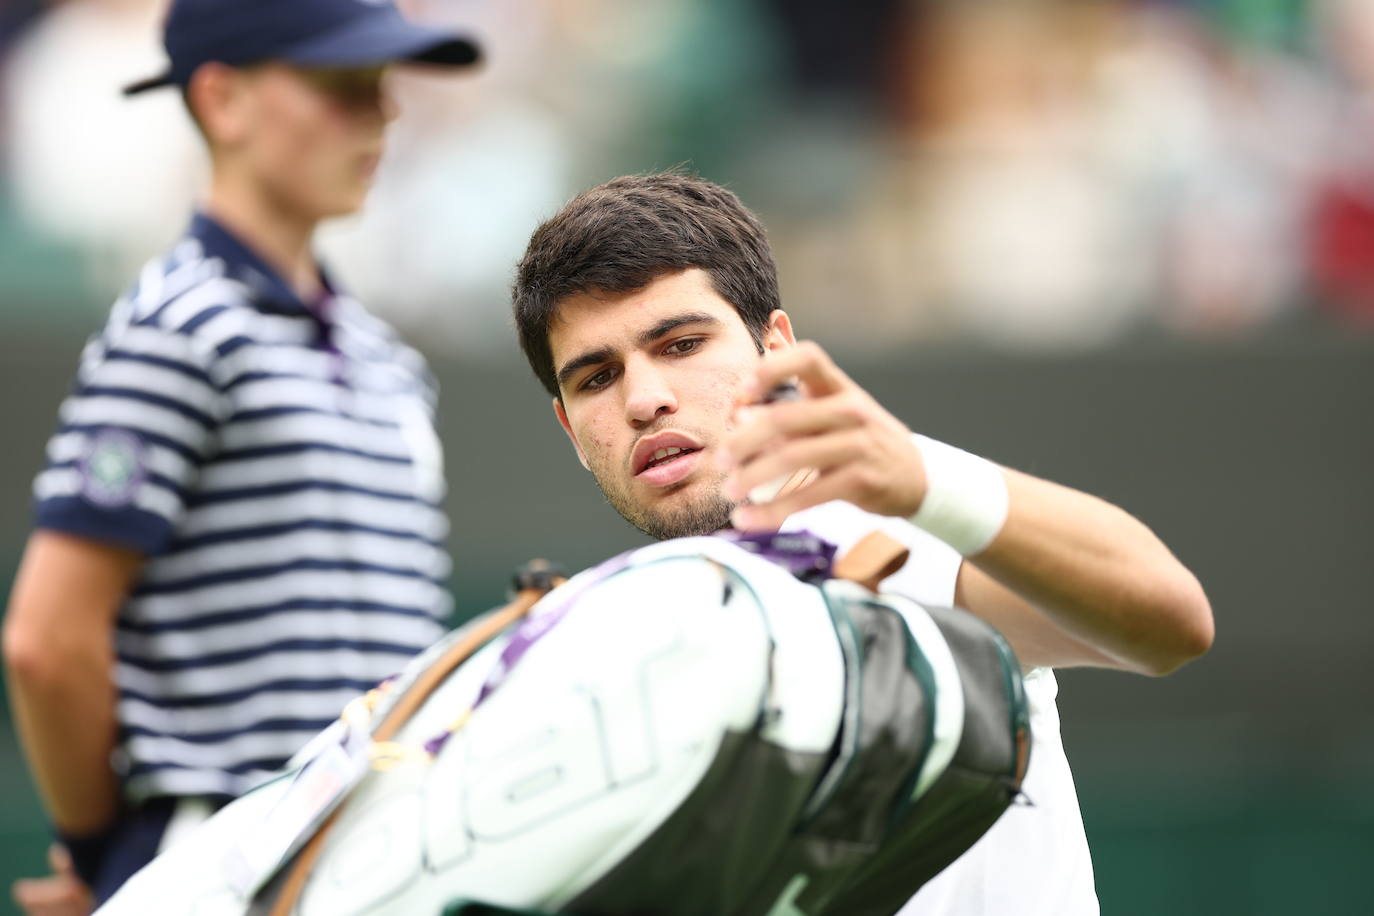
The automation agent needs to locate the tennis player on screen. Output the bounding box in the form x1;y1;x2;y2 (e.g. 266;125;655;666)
512;171;1215;915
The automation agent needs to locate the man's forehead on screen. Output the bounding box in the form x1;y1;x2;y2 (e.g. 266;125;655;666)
548;271;736;357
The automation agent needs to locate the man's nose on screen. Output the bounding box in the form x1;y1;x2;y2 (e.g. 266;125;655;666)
623;360;678;427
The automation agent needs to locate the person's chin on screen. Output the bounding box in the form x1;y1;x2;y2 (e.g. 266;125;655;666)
330;189;370;217
636;487;735;540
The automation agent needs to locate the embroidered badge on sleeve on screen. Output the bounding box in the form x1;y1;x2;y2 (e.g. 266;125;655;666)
79;429;148;508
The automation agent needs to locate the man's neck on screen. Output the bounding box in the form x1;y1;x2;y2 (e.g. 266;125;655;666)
203;178;323;303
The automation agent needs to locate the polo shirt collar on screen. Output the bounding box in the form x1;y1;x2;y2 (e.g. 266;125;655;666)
187;212;335;316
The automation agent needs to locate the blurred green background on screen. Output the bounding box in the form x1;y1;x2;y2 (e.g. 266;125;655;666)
3;0;1373;912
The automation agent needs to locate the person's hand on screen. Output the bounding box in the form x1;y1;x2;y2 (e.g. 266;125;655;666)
12;843;93;916
723;341;927;530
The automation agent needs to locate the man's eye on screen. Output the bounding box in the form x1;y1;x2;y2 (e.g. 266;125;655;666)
581;367;616;391
666;338;703;356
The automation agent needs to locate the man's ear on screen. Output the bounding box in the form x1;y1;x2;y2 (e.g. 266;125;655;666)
187;62;250;148
763;309;796;353
552;398;590;471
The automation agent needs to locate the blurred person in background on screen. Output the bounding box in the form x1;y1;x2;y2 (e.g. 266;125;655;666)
513;172;1214;915
1307;0;1374;325
771;0;1334;350
1;0;479;911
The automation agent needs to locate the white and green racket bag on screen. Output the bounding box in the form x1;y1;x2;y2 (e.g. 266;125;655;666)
98;530;1029;916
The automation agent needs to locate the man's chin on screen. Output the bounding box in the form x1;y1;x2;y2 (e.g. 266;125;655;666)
616;493;737;542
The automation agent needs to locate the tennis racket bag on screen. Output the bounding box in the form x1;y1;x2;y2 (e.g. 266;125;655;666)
98;530;1029;916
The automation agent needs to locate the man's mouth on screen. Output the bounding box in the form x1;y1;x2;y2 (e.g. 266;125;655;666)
640;446;699;473
631;433;707;488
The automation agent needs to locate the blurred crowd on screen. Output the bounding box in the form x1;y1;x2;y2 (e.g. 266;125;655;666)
3;0;1374;355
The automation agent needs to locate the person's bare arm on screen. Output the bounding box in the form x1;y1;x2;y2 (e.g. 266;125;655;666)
950;467;1211;674
725;339;1213;676
3;530;142;835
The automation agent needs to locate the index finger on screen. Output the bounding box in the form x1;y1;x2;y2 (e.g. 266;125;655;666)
744;341;852;403
725;393;859;470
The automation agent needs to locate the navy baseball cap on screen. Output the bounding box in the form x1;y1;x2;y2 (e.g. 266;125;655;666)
123;0;480;96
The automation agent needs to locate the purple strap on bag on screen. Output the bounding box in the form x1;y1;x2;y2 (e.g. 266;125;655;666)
716;529;838;582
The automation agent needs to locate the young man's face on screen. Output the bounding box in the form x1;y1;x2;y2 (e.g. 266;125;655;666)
549;268;794;540
228;63;393;220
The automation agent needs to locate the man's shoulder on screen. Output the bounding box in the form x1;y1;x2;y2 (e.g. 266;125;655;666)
123;236;242;320
104;234;365;384
97;237;265;362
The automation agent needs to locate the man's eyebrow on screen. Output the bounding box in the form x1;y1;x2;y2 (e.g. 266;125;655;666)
636;312;720;347
555;312;722;390
556;346;616;390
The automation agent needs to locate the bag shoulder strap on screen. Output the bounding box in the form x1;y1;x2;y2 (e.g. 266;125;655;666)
257;563;566;916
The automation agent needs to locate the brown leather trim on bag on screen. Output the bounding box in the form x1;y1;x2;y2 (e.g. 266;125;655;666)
262;576;564;916
833;530;910;593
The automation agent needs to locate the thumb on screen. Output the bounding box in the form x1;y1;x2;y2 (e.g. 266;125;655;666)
47;843;74;875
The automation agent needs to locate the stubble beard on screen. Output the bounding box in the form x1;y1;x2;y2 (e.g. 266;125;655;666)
594;474;737;541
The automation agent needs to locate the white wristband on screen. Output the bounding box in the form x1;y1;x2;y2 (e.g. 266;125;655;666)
909;433;1009;556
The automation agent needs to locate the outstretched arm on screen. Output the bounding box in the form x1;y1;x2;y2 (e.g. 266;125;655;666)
724;339;1213;676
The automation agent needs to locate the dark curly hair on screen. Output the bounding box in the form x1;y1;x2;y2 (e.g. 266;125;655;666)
512;171;780;397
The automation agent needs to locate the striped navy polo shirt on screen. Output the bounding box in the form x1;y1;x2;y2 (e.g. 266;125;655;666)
33;214;451;801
